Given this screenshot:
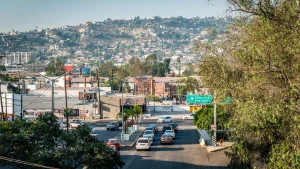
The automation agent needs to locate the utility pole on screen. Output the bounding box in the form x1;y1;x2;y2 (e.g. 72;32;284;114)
51;79;54;113
64;74;69;131
96;69;102;119
213;91;217;146
121;80;124;141
5;92;7;120
0;82;3;121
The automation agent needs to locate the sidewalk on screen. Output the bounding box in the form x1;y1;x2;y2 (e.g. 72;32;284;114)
206;142;235;152
114;129;144;147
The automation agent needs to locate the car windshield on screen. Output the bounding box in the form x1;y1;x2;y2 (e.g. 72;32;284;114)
163;126;171;130
144;131;152;134
165;130;173;133
145;127;153;130
109;140;118;143
138;140;148;143
162;134;171;138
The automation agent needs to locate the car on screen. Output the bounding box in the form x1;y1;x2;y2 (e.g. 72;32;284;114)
109;145;118;151
148;124;158;133
69;120;83;128
167;123;178;133
162;126;172;133
160;134;173;144
142;135;153;145
106;139;121;150
106;122;119;131
143;130;155;140
157;116;173;123
164;130;176;139
82;122;96;133
117;120;122;127
90;134;98;140
145;127;156;134
136;138;151;150
183;114;195;120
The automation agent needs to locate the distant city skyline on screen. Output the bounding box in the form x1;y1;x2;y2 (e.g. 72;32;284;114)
0;0;229;33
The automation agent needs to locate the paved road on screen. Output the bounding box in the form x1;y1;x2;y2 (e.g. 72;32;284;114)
93;127;121;142
119;121;230;169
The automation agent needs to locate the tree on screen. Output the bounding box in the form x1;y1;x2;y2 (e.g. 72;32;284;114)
45;59;65;76
0;114;124;169
196;1;300;168
193;105;229;130
132;105;143;120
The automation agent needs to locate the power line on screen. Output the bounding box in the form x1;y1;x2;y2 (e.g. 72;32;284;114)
0;155;59;169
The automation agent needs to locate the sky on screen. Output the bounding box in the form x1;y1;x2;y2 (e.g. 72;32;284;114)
0;0;229;33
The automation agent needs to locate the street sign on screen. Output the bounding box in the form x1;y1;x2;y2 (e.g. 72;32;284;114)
186;94;213;105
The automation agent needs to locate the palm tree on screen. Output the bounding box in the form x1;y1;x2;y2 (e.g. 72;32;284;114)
132;105;142;120
116;108;134;134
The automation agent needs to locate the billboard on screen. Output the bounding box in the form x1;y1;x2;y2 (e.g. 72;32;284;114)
81;67;91;76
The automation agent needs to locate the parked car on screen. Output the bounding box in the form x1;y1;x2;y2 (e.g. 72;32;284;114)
165;130;176;139
167;123;178;133
183;114;195;120
106;139;121;150
136;138;151;151
69;120;83;128
157;116;173;123
142;135;153;145
148;124;158;133
143;130;155;140
160;134;173;144
162;126;172;133
106;122;119;131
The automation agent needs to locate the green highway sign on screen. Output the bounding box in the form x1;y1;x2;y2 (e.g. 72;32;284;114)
186;94;213;105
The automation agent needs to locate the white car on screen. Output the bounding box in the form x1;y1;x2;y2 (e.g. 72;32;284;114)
164;130;176;139
143;130;155;140
69;120;83;128
157;116;173;123
183;114;195;120
136;138;151;150
142;135;153;145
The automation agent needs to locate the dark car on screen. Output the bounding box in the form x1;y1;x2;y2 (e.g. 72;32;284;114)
168;123;178;133
148;124;158;134
145;127;155;134
117;120;122;127
106;122;119;131
162;126;172;133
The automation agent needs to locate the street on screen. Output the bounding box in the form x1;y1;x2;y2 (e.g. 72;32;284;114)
89;119;230;168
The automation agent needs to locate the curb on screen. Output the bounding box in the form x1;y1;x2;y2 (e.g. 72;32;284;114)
206;146;231;152
115;130;144;147
128;130;144;147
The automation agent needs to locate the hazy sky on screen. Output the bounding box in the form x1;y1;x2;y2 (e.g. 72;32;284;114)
0;0;229;33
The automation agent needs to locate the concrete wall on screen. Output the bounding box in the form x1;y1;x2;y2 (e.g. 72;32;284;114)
101;96;120;119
